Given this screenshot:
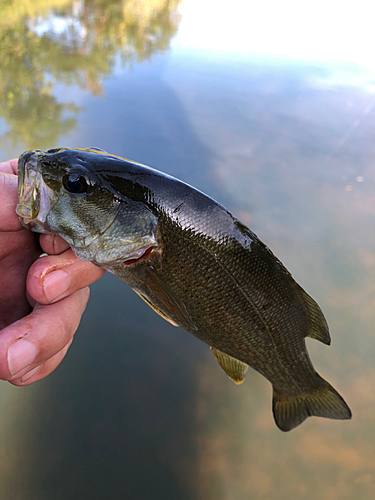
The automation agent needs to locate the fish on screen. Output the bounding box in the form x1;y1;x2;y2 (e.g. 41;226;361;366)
16;147;352;431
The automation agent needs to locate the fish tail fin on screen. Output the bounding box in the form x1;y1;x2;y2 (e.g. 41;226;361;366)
272;375;352;432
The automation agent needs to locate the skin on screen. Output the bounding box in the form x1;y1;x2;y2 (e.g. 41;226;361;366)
0;159;105;386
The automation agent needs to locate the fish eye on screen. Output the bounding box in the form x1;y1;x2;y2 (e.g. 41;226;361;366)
62;173;90;194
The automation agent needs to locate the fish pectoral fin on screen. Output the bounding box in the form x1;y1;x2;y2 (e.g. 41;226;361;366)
299;286;331;345
272;374;352;432
133;290;178;327
145;268;197;331
210;347;249;384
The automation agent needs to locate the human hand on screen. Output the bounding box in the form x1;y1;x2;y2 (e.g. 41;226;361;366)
0;159;105;385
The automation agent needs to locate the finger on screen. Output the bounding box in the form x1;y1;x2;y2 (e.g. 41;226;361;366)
0;287;90;381
10;339;73;386
0;159;18;175
40;233;70;255
0;172;23;231
27;249;105;304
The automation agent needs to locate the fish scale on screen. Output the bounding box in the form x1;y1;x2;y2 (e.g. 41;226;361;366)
154;217;306;391
16;147;352;431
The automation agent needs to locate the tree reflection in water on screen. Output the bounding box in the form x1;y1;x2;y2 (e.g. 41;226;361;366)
0;0;181;151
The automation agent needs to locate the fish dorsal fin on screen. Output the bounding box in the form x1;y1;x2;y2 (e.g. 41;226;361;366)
144;267;197;331
133;290;178;327
210;347;248;384
299;286;331;345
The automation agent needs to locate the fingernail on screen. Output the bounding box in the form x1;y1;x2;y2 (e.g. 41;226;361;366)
43;270;71;302
8;340;38;376
21;365;41;383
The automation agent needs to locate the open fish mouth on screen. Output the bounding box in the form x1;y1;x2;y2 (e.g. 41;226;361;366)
16;152;56;233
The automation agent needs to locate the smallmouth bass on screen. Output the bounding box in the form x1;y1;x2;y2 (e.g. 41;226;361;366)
16;148;351;431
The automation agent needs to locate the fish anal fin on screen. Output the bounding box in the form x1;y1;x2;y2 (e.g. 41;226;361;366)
272;375;352;432
210;347;249;384
299;286;331;345
133;290;178;327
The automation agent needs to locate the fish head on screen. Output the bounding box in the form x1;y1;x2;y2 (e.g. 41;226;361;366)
16;148;158;266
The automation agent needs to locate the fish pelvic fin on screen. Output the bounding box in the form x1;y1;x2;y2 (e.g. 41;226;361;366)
272;375;352;432
210;347;249;384
299;286;331;345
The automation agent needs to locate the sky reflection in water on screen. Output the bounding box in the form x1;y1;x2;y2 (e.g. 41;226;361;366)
0;1;375;499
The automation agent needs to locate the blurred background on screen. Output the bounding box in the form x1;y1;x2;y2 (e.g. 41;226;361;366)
1;0;375;498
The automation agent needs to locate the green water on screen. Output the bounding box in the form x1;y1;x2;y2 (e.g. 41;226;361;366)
1;1;375;498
